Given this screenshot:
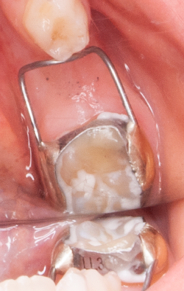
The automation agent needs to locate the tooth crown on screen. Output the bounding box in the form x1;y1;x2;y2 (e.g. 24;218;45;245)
23;0;89;61
55;115;143;214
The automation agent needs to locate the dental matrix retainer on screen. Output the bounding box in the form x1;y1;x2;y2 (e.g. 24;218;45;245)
19;46;155;214
49;216;168;291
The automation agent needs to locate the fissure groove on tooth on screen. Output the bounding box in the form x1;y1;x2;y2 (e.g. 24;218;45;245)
0;271;121;291
23;0;89;61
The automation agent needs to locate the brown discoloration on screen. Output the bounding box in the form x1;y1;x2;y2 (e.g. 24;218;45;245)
52;18;68;42
126;123;155;192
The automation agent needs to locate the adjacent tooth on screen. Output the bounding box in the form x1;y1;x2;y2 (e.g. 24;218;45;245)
56;268;121;291
0;275;55;291
23;0;89;61
0;271;120;291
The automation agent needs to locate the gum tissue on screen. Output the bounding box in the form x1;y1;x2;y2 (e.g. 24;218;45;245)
23;0;89;61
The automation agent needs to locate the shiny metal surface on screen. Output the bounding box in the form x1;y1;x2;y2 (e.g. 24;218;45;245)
49;220;167;290
18;46;137;146
142;260;156;291
18;47;154;212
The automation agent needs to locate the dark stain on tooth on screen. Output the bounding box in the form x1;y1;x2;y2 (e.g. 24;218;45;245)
52;18;68;42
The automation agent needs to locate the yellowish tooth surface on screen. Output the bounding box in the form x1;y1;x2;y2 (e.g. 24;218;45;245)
23;0;89;61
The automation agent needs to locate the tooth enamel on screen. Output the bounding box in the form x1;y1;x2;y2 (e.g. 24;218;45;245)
0;271;121;291
0;275;55;291
23;0;89;61
56;268;121;291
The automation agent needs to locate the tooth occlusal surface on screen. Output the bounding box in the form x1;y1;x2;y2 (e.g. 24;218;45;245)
23;0;89;61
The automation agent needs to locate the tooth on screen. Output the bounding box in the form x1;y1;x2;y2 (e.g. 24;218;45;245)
81;269;121;291
23;0;89;61
55;268;121;291
104;272;122;291
0;275;55;291
56;268;87;291
56;113;142;214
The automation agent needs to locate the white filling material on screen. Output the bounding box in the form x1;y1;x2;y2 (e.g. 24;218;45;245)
65;217;146;283
97;112;129;122
23;0;89;61
56;114;142;214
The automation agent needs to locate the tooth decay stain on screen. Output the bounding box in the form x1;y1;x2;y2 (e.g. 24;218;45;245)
52;18;68;42
23;0;89;61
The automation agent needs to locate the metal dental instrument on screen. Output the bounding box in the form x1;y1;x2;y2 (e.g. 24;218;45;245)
18;46;154;213
142;260;156;291
49;245;155;291
19;46;137;146
49;221;166;291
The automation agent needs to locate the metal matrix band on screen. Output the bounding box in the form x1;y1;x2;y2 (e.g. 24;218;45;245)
49;244;155;291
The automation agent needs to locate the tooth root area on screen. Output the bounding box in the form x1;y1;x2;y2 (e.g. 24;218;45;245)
23;0;89;61
65;217;146;284
56;122;142;214
0;271;121;291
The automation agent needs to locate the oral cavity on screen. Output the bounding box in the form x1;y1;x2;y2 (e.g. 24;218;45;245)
23;0;89;61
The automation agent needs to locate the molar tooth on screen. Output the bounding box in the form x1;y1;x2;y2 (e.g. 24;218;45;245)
23;0;89;61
